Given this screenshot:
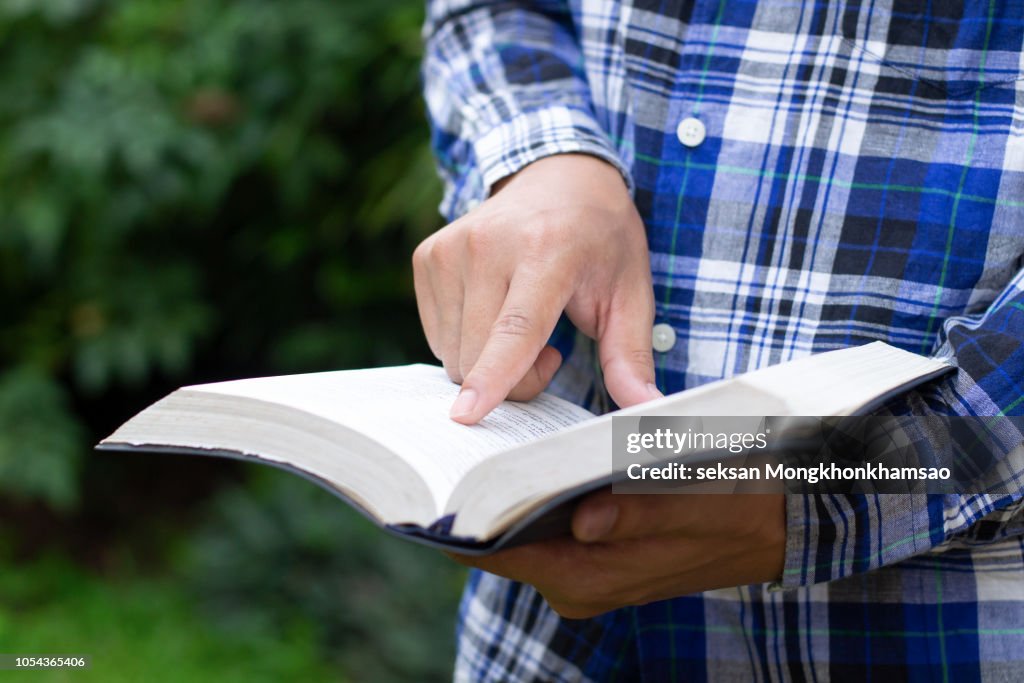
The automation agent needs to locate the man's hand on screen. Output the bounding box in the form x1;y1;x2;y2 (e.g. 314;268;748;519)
450;492;787;619
412;153;661;424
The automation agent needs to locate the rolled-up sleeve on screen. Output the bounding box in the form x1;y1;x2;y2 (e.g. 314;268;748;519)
780;266;1024;588
423;0;631;220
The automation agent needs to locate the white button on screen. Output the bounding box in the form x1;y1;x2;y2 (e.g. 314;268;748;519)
464;198;482;213
652;323;676;353
676;117;706;148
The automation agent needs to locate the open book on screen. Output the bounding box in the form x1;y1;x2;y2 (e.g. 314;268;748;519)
98;342;951;554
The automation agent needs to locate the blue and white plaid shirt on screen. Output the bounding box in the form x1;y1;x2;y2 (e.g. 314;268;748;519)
423;0;1024;680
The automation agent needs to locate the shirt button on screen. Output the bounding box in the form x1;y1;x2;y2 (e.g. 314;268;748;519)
464;198;482;212
652;323;677;353
676;117;706;148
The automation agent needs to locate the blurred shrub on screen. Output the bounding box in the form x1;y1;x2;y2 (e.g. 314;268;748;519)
1;1;463;678
0;368;83;508
185;471;465;683
0;0;441;504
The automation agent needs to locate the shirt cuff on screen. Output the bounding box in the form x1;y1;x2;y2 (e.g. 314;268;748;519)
773;493;937;590
470;105;633;198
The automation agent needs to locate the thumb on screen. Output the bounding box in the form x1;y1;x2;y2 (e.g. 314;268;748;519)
572;490;697;542
597;288;661;408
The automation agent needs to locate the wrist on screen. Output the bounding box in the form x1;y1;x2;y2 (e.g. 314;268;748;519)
491;152;629;197
733;493;787;586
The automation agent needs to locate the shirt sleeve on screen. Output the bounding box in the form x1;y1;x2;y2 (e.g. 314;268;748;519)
422;0;631;221
779;265;1024;588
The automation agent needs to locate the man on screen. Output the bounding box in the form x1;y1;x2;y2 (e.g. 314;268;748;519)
416;0;1024;679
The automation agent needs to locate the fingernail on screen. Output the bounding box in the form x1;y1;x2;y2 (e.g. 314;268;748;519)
450;389;478;420
576;503;618;542
646;383;664;399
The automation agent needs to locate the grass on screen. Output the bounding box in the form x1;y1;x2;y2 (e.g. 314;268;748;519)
0;555;339;683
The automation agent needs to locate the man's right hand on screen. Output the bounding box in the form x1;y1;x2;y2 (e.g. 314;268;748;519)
412;153;661;424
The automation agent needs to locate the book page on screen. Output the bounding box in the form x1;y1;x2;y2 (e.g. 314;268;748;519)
448;342;952;539
187;364;594;512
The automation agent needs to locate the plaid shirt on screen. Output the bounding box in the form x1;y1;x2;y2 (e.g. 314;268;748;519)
422;0;1024;680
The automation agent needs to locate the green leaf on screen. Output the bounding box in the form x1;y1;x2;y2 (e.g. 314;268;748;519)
0;368;83;508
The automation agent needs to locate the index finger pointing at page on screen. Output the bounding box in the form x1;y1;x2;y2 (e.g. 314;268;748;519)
449;270;570;424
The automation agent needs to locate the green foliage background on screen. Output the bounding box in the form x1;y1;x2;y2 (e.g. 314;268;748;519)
0;1;463;680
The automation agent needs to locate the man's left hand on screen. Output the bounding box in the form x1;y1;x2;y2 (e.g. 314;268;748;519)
451;491;786;619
